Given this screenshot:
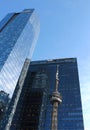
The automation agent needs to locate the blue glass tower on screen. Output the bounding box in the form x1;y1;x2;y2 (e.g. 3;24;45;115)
0;58;84;130
0;9;40;97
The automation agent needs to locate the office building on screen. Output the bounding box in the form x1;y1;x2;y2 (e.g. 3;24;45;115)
0;58;84;130
0;9;40;97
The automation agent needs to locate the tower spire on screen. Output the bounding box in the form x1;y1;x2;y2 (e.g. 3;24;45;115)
50;65;62;130
55;65;59;92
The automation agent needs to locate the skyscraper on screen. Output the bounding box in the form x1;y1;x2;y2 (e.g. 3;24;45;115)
0;58;84;130
0;9;40;97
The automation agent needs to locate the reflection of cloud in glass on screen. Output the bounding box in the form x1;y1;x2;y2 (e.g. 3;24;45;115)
79;58;90;130
0;10;40;97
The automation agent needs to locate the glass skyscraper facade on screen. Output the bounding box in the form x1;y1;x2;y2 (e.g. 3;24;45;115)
0;9;40;97
0;58;84;130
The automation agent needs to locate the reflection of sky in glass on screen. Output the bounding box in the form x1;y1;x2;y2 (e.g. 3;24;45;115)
0;10;40;97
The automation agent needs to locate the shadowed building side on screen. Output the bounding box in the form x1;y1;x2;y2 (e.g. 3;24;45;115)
0;91;10;121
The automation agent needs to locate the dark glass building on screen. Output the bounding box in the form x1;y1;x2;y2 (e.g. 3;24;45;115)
0;58;84;130
0;91;10;121
0;9;40;97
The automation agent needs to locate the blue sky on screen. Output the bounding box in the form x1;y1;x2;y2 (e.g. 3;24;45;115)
0;0;90;129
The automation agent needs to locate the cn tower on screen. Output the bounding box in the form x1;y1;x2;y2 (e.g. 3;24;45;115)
50;65;62;130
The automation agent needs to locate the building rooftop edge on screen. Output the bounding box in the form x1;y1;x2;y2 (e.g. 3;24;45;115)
30;57;77;65
7;9;35;15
